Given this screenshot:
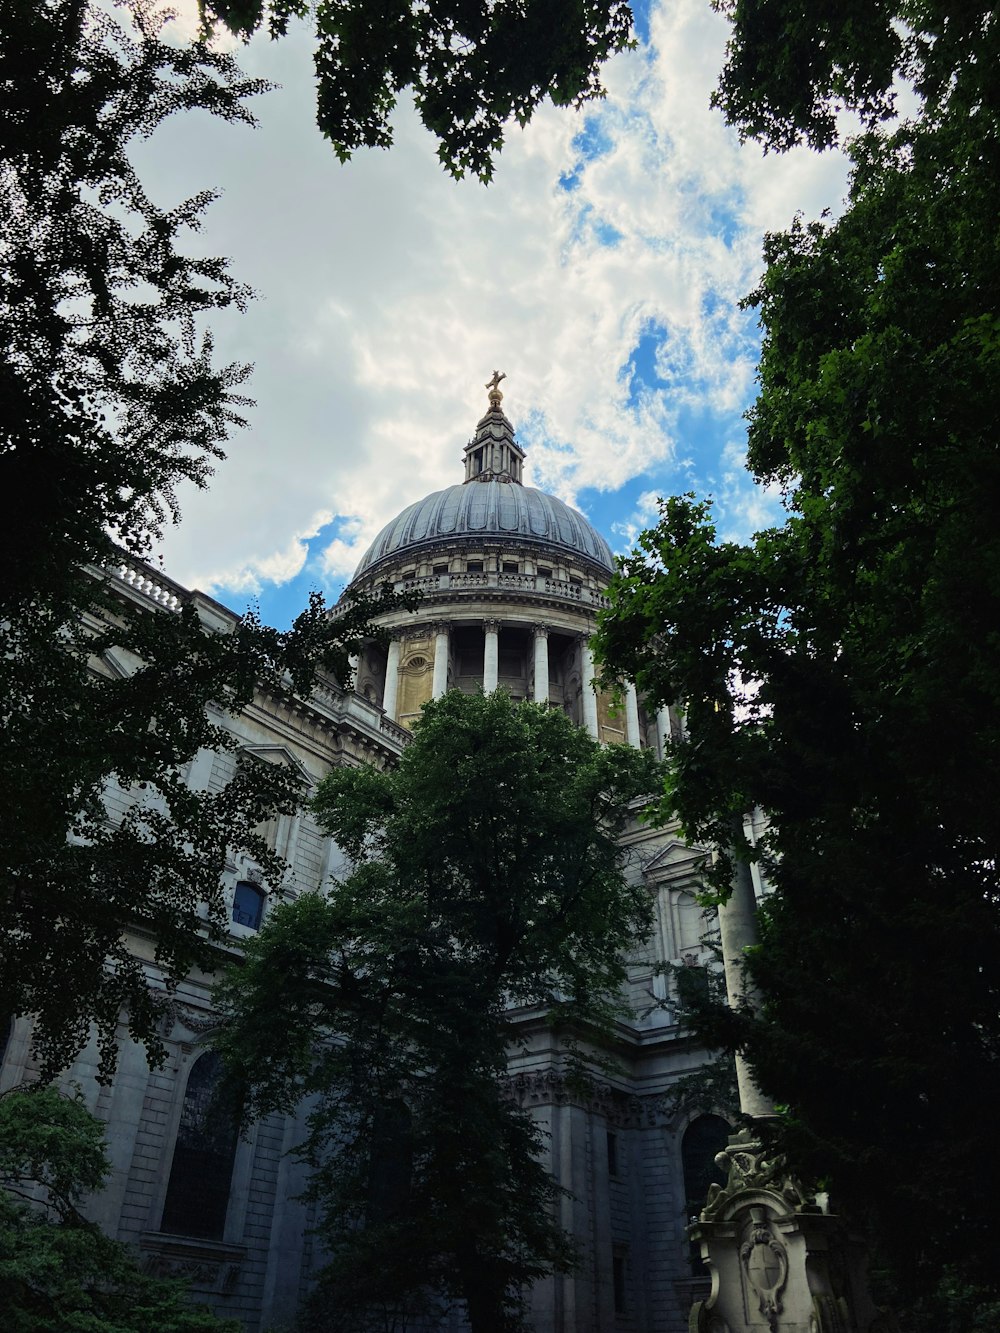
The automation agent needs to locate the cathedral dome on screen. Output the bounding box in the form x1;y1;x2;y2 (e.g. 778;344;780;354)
352;481;614;581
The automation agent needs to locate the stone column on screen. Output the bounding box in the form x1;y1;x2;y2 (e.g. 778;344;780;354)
532;625;549;704
655;705;670;761
624;681;641;748
382;637;401;720
580;639;599;739
483;619;500;693
718;815;773;1121
432;623;450;699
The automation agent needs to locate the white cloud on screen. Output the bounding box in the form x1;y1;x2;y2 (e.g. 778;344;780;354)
610;490;665;553
716;440;785;544
136;0;851;602
318;514;381;582
195;507;334;595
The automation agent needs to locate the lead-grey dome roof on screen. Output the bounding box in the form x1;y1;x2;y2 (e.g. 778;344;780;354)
352;482;614;580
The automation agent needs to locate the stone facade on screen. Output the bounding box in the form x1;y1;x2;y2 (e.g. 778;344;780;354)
0;392;749;1332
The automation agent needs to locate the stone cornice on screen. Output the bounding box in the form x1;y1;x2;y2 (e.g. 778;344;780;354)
502;1069;689;1129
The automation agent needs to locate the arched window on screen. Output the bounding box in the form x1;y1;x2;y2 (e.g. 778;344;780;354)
232;880;265;930
366;1099;412;1227
682;1114;731;1273
160;1051;238;1240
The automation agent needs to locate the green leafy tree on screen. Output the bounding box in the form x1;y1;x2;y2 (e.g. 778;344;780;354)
0;0;412;1081
595;0;1000;1312
198;0;635;180
0;1084;238;1332
214;691;660;1332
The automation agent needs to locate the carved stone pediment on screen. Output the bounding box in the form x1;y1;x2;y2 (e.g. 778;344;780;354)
151;990;221;1041
240;743;312;785
643;840;709;885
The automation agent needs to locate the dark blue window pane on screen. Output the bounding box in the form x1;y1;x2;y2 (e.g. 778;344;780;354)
233;881;265;930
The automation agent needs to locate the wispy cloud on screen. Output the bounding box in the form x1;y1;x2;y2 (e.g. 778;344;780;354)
142;1;849;618
610;490;664;553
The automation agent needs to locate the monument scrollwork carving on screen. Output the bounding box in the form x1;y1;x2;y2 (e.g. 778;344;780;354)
702;1128;814;1223
739;1206;788;1332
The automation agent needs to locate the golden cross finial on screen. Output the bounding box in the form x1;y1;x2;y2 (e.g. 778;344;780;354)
485;369;507;394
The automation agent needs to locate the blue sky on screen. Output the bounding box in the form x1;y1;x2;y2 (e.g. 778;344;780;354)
145;1;851;630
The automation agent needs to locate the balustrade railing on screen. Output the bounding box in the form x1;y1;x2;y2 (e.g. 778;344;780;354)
393;569;608;605
447;572;489;589
399;574;443;592
112;557;187;610
379;715;411;745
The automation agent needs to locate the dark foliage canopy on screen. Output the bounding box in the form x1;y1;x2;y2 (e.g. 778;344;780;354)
215;691;659;1331
0;0;412;1082
0;0;266;599
713;0;998;152
597;0;1000;1311
0;1085;237;1332
199;0;635;180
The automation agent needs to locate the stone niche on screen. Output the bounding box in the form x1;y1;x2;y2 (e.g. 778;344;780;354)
397;636;434;729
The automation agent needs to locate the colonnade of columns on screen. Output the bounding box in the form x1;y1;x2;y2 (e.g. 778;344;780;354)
376;619;676;755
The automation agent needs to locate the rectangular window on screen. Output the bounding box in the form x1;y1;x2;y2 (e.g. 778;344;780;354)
538;566;552;578
466;561;483;573
433;563;448;574
502;561;518;573
613;1254;626;1313
233;881;265;930
606;1130;618;1177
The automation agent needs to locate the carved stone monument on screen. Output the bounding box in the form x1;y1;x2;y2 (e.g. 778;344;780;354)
688;1128;895;1333
691;838;897;1333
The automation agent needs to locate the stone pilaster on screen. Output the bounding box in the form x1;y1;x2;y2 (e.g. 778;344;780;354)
655;705;670;761
718;819;773;1121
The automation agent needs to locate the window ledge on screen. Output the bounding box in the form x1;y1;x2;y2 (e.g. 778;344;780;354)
139;1232;247;1292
